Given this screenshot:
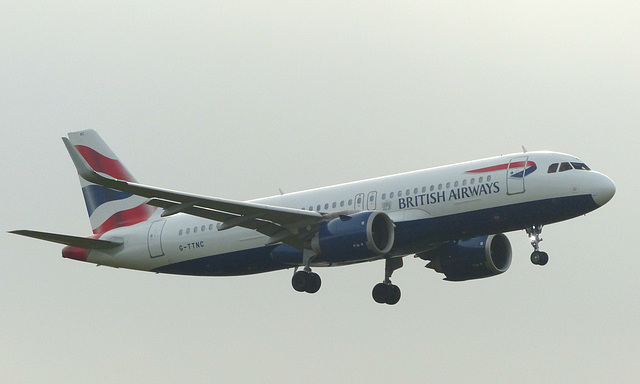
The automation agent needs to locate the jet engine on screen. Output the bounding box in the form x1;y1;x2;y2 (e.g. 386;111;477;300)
418;234;512;281
311;211;395;263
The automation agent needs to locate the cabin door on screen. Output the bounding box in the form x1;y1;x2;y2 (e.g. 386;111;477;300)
148;220;166;258
506;156;528;195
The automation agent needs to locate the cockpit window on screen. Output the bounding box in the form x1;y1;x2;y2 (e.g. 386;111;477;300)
571;162;590;171
559;162;573;172
549;161;591;173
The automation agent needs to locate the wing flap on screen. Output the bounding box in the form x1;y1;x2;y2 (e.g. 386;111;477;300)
146;199;306;248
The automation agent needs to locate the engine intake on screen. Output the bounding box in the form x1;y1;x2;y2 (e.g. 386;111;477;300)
419;234;512;281
311;211;395;263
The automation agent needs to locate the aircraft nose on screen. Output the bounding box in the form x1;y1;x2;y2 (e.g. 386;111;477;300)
592;173;616;206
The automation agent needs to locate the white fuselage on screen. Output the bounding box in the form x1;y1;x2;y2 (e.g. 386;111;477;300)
82;151;615;275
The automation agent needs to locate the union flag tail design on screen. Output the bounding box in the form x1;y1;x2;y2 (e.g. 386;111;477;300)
67;130;157;235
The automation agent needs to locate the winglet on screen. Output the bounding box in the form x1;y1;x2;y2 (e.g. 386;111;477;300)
62;137;112;184
62;136;131;191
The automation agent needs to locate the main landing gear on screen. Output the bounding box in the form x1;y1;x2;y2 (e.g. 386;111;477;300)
372;257;403;305
292;268;321;294
291;248;321;294
526;225;549;266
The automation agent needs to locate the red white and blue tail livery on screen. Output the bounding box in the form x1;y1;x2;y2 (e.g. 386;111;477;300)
11;130;616;304
69;130;157;235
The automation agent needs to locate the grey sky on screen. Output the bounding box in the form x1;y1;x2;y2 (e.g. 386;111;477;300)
2;2;638;383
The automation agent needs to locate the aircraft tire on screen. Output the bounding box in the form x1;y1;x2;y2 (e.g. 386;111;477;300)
386;285;401;305
305;272;321;294
372;283;388;304
531;251;549;266
372;283;401;305
531;251;541;265
292;271;308;292
538;252;549;266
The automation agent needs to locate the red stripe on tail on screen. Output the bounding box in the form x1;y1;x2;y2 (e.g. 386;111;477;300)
75;145;136;181
92;203;157;235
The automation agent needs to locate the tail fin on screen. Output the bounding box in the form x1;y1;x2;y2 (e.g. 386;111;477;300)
66;130;157;234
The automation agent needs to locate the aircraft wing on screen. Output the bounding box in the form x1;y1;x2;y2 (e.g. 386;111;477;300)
63;138;323;248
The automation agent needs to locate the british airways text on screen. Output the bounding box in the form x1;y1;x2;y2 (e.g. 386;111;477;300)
398;182;500;209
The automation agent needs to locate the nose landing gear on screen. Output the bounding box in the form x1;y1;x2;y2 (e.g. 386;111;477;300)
526;225;549;266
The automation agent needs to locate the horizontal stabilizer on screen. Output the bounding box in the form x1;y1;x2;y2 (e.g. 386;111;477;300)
9;230;123;249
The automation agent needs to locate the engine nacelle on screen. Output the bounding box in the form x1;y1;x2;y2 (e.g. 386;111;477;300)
419;234;512;281
311;211;395;263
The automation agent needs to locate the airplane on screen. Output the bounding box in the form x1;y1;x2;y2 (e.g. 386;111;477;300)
10;130;616;305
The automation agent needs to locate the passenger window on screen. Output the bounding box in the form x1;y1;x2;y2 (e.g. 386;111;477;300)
487;175;492;182
194;227;198;233
201;225;206;232
324;203;329;210
572;162;590;171
414;188;418;194
438;183;443;190
381;193;386;200
479;177;483;183
348;199;353;206
179;229;183;236
462;180;467;186
340;201;345;207
309;206;313;211
406;189;410;196
548;163;559;173
430;185;435;192
332;202;337;208
398;191;403;197
470;178;475;185
209;224;214;231
559;162;573;172
186;228;190;235
317;205;321;211
454;181;459;187
422;186;426;193
446;182;451;189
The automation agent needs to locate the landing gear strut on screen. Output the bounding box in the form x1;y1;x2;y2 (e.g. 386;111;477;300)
292;248;321;294
526;225;549;266
372;257;403;305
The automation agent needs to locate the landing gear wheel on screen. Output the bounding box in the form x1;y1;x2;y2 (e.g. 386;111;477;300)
387;285;401;305
292;271;308;292
372;258;404;305
526;225;549;266
305;272;321;294
539;252;549;266
372;283;388;304
531;251;549;266
291;271;322;294
372;283;401;305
